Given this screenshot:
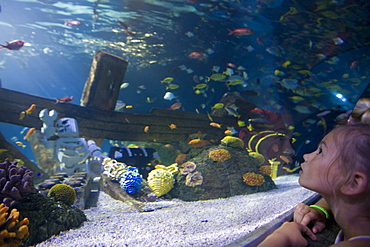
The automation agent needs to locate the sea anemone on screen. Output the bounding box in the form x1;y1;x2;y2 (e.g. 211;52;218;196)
48;184;77;206
179;161;197;175
185;171;203;187
209;149;231;162
242;172;265;186
220;136;244;148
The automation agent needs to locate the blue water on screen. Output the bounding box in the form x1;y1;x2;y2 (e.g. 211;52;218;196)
0;0;369;162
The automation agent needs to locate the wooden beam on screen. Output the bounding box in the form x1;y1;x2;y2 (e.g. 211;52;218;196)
0;88;238;143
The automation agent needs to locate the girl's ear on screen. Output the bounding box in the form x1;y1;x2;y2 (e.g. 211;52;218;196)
341;172;368;195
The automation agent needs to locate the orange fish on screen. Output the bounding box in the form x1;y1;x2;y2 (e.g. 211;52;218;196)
188;138;201;144
144;126;149;133
169;124;177;129
169;102;182;110
228;28;254;36
350;60;358;70
19;111;26;120
210;122;222;128
25;104;36;115
24;127;35;141
55;96;73;103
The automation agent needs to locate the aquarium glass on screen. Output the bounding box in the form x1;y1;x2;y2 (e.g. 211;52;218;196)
0;0;369;245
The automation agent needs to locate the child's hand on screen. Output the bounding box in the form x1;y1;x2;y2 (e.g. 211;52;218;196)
258;222;317;247
294;203;327;233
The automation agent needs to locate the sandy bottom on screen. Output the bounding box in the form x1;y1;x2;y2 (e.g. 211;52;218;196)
35;174;315;247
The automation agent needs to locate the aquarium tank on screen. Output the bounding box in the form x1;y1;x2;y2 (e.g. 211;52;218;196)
0;0;369;246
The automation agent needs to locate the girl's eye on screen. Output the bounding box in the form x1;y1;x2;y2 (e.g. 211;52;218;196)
317;147;323;155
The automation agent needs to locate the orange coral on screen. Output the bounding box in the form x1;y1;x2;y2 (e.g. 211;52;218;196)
179;161;197;175
208;149;231;162
185;171;203;187
242;172;265;186
0;203;29;247
175;153;187;165
259;165;272;176
190;140;211;149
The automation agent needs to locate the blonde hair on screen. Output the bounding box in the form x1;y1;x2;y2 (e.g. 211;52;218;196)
351;98;370;124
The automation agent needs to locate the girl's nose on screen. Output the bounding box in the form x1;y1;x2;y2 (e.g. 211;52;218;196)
303;153;309;162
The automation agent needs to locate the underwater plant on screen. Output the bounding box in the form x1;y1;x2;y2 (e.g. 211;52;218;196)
47;184;77;206
208;149;231;162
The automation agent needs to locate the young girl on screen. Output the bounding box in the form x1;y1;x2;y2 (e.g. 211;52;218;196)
258;124;370;246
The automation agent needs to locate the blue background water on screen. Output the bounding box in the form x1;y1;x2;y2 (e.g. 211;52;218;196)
0;0;369;163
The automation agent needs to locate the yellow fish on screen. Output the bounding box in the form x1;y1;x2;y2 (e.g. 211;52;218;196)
166;84;179;90
282;61;291;67
237;120;246;127
193;83;207;89
0;149;8;154
227;80;243;86
211;103;224;109
206;73;226;81
161;77;174;83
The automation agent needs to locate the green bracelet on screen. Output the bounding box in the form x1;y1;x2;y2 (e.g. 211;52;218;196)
310;205;330;219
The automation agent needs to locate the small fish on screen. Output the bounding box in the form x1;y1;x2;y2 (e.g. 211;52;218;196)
144;126;149;133
24;127;35;141
228;28;254;36
125;105;133;109
188;138;201;144
117;20;129;30
0;149;8;154
225;104;240;118
146;97;156;103
164;92;176;101
237;120;246;127
186;68;194;74
169;124;177;129
185;31;194;37
212;66;221;73
161;77;174;83
223;68;234;76
64;20;82;26
120;82;130;89
115;100;126;111
282;61;291;67
55;96;73;103
193;83;207;90
227;80;243;86
189;52;206;59
20;127;29;134
19;111;26;120
169;102;182;110
211;103;224;109
256;38;264;46
15;141;26;148
210;122;222;128
224;127;238;136
24;104;36;115
0;40;25;50
206;73;226;81
166;84;180;90
350;60;358;70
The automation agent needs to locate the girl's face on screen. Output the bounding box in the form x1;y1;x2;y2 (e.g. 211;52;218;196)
299;132;341;195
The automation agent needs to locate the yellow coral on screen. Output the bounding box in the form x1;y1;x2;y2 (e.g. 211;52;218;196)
0;203;29;247
268;158;280;179
220;136;244;148
209;149;231;162
147;164;178;197
48;184;77;206
242;172;265;186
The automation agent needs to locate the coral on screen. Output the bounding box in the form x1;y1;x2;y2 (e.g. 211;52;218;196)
242;172;265;186
119;167;142;195
48;184;76;206
175;153;187;165
179;161;196;175
103;158;142;195
248;152;265;165
268;158;280;179
0;159;36;207
220;136;244;148
0;203;29;247
147;164;178;197
259;165;272;176
185;171;203;187
208;149;231;162
189;140;211;149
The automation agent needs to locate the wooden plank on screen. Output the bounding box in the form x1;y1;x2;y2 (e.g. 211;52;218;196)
0;88;238;142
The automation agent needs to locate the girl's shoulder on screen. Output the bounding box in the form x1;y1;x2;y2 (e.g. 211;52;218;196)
330;239;370;247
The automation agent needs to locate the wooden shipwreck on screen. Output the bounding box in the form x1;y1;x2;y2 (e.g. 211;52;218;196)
0;51;247;181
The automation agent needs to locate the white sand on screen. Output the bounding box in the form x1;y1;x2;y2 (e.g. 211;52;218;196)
36;174;316;247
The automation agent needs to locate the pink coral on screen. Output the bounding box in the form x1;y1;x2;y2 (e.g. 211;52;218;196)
185;171;203;187
179;161;197;175
208;149;231;162
242;172;265;186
